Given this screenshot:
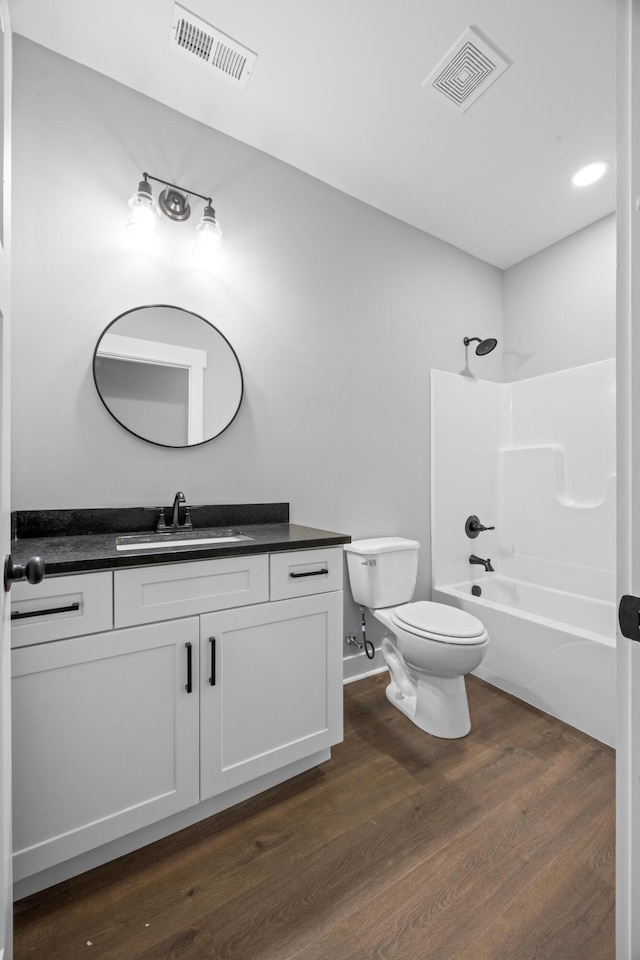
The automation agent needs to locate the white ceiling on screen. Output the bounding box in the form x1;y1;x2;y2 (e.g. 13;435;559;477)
9;0;616;268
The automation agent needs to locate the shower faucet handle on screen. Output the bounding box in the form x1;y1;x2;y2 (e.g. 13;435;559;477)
465;515;495;539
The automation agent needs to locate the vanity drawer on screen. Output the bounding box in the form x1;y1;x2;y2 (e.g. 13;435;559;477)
11;572;114;648
114;555;270;627
269;548;343;600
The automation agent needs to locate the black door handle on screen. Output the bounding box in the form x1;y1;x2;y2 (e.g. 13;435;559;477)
4;555;45;592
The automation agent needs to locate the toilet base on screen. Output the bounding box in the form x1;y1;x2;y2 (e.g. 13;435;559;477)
385;673;472;739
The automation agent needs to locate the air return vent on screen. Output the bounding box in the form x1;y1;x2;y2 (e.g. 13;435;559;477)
424;26;511;112
169;3;257;90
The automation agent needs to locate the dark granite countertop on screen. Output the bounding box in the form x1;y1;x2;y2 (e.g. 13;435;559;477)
10;504;351;576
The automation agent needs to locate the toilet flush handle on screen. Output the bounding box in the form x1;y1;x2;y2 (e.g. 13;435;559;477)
361;559;376;566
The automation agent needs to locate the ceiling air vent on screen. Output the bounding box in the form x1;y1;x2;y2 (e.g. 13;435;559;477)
424;26;511;112
169;3;258;90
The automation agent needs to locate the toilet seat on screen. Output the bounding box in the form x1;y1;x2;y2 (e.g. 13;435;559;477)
391;601;487;645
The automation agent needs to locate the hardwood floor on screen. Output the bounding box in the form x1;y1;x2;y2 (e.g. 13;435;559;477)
13;673;615;960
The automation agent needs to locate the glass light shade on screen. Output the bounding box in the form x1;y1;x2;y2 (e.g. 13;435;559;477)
193;210;223;268
125;185;160;244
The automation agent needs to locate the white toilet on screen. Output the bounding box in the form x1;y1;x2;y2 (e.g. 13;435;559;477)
344;537;489;738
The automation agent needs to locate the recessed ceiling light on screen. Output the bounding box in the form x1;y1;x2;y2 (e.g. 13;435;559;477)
572;161;609;187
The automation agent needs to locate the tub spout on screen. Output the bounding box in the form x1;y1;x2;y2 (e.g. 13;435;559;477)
469;554;494;572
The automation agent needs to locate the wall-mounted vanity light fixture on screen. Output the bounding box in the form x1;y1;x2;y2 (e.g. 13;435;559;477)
126;172;222;266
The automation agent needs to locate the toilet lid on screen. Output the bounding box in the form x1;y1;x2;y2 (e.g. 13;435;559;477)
392;601;486;644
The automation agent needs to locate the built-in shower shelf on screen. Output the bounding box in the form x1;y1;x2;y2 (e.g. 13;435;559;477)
499;445;616;509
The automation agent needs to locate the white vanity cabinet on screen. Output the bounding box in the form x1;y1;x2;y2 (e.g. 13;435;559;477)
200;590;343;799
11;545;344;887
11;616;200;881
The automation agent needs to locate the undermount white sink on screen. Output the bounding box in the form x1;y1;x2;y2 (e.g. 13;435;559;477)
115;529;253;551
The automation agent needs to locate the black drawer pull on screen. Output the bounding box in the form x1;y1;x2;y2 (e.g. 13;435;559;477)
289;568;329;579
185;642;193;694
11;601;80;621
209;636;216;686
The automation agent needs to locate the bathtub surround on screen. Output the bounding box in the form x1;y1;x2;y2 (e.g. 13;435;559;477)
431;359;616;597
431;359;616;745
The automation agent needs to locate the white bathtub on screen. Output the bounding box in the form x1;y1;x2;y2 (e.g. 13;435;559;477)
432;577;616;747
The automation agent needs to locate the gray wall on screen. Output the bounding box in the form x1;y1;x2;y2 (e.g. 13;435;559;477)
11;39;503;655
503;214;616;381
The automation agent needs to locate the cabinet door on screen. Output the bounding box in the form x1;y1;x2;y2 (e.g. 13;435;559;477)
200;592;343;800
11;618;200;881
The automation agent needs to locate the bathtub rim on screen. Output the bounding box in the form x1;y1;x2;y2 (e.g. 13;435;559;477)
433;579;616;649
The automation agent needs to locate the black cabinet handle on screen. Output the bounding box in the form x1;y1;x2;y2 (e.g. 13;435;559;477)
185;642;193;694
11;601;80;621
289;568;329;579
209;637;216;686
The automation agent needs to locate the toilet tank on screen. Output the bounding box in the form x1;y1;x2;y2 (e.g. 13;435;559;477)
344;537;420;608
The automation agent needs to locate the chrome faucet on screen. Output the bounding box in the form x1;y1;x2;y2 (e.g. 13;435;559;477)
469;554;494;572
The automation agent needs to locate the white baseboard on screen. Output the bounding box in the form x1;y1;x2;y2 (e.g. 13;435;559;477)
343;664;388;685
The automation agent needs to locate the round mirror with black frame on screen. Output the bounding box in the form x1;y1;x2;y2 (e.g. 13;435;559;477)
93;305;243;448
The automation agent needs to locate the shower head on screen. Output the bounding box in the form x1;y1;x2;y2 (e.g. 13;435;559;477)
464;336;498;356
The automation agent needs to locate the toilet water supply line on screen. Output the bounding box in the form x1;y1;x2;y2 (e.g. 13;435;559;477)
346;607;376;659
